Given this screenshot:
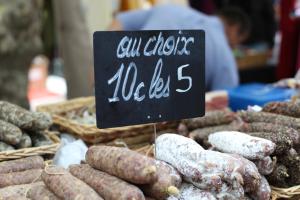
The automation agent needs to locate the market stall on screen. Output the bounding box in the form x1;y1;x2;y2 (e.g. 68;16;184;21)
0;96;300;199
1;1;299;199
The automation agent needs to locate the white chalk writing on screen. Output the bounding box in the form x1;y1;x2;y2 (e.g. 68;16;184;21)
109;31;194;103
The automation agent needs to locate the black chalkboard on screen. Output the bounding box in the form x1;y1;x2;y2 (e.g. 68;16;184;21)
94;30;205;128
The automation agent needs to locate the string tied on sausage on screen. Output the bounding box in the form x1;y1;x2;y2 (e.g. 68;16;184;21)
24;172;43;198
146;145;154;157
44;165;66;175
113;140;128;148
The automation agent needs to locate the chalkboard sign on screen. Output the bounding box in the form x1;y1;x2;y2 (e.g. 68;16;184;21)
94;30;205;128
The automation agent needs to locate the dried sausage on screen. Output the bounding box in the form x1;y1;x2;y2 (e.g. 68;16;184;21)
69;164;145;200
86;146;158;184
208;131;276;159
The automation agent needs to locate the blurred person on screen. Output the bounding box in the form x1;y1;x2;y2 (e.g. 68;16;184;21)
0;0;43;108
109;5;250;91
213;0;276;50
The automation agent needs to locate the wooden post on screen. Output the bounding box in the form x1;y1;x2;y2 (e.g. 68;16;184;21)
53;0;94;99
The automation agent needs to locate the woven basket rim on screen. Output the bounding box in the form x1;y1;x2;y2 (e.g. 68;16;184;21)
53;114;159;133
53;114;177;143
36;96;95;114
37;96;178;143
271;185;300;199
0;131;61;162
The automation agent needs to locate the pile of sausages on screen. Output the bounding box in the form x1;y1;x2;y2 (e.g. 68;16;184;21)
0;133;282;200
0;156;45;199
0;140;274;200
156;133;272;200
181;101;300;188
0;146;183;200
2;100;300;200
0;101;53;152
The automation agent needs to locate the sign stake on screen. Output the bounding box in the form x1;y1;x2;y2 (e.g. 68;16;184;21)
153;123;157;158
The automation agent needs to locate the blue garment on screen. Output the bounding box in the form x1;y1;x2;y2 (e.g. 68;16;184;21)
117;5;239;91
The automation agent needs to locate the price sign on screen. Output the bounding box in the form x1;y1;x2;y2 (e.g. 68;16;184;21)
94;30;205;128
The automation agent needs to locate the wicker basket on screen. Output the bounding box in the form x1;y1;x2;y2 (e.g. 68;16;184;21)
271;186;300;200
37;97;179;144
37;97;95;114
0;132;60;162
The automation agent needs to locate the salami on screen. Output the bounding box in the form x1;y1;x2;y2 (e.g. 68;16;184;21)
145;198;156;200
263;101;300;117
0;141;15;152
0;169;42;188
0;120;22;145
27;184;60;200
16;132;32;149
183;110;236;130
3;196;29;200
189;124;239;148
253;157;275;175
41;166;102;200
230;154;261;192
280;149;300;185
0;101;52;130
280;148;299;167
213;182;245;200
86;146;158;184
240;122;300;145
0;182;43;199
141;160;182;199
0;101;33;129
156;134;245;199
0;156;44;174
30;131;53;147
69;164;145;200
249;176;271;200
208;131;276;159
287;165;300;186
238;111;300;130
266;164;289;187
244;195;252;200
31;112;52;130
246;132;292;155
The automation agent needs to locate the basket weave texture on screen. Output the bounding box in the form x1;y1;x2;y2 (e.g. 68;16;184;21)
0;132;60;161
37;97;178;144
